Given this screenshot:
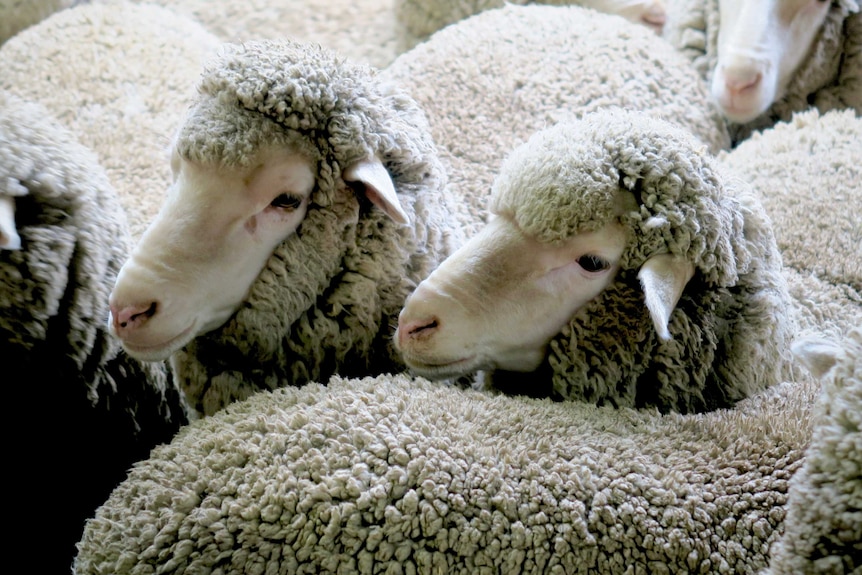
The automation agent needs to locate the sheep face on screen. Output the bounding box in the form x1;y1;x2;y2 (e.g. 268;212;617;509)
712;0;831;123
395;214;628;378
108;146;316;361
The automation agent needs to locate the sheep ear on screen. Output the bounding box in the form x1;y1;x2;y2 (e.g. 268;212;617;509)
791;336;840;378
637;253;695;340
0;195;21;250
343;157;410;225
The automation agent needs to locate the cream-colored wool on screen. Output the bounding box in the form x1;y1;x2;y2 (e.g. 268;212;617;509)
382;4;731;236
765;327;862;575
98;0;401;69
718;109;862;294
137;39;465;416
75;371;819;575
663;0;862;144
0;0;222;241
394;0;667;51
0;0;71;43
0;90;189;574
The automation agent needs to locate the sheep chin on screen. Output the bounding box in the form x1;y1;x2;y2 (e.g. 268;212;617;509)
118;321;198;362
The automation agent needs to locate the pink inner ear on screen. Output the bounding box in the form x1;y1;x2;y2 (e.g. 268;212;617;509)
343;157;409;225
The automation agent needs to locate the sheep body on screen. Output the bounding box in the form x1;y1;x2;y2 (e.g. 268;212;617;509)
0;90;189;573
395;0;668;50
663;0;861;143
109;39;465;416
397;109;794;413
382;4;731;238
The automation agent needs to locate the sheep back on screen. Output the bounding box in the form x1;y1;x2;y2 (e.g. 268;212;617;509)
528;111;794;413
0;90;189;572
382;4;731;238
75;371;817;574
0;0;223;241
663;0;862;143
170;39;464;415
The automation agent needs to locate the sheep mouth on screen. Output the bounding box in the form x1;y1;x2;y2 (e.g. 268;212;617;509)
403;355;482;379
119;322;197;362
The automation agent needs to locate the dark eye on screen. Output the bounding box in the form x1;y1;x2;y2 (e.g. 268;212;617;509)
577;254;610;273
270;193;303;211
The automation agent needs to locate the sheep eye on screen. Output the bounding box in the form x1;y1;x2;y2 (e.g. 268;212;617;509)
270;193;303;211
577;254;610;273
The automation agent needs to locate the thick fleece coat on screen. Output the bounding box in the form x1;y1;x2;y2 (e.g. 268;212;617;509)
0;0;222;240
75;370;819;575
382;4;731;237
0;91;189;574
765;327;862;575
663;0;862;143
169;39;464;415
509;111;795;413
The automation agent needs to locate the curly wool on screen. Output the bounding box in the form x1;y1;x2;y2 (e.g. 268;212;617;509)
498;110;794;413
169;40;464;415
663;0;862;143
0;90;189;572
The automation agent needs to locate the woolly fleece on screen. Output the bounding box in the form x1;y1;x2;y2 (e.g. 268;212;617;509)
168;39;464;416
765;327;862;575
0;0;222;241
381;4;731;237
0;0;71;43
75;371;818;575
0;90;189;573
492;110;794;413
663;0;862;144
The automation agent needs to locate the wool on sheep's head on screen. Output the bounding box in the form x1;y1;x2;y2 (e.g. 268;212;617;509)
118;39;459;416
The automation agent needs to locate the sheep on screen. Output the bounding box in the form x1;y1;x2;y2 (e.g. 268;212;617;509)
0;0;71;43
107;38;466;416
764;327;862;575
394;0;669;51
396;109;795;413
380;4;731;240
0;90;190;574
662;0;862;144
0;0;223;241
103;0;402;69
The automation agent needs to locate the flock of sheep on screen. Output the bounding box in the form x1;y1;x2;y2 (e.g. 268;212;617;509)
0;0;859;572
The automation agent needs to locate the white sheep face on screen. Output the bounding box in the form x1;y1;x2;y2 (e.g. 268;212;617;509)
394;215;628;378
108;147;316;361
712;0;831;123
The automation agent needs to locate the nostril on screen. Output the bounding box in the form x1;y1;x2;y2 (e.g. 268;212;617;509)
400;317;440;341
112;301;158;330
724;69;762;94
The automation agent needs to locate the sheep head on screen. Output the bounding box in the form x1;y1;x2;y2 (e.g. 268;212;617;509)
108;41;413;363
711;0;834;123
396;110;742;381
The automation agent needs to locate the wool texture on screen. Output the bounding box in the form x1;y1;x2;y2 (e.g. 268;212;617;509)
0;90;189;574
75;371;819;575
487;110;795;413
382;4;731;239
168;39;465;415
0;0;71;43
663;0;862;144
765;327;862;575
0;0;223;241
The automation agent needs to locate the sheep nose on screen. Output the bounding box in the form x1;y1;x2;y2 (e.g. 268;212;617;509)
397;316;440;347
722;67;762;95
110;301;158;334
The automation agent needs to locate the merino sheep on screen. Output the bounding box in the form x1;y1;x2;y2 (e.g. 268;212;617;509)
395;0;668;51
381;4;731;238
0;0;223;241
663;0;862;143
396;109;794;413
0;91;189;574
108;39;465;416
765;327;862;575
